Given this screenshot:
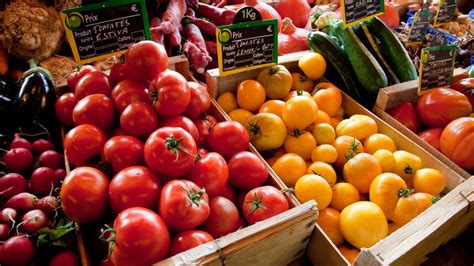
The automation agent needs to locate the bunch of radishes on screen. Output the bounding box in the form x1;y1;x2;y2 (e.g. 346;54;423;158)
0;134;78;266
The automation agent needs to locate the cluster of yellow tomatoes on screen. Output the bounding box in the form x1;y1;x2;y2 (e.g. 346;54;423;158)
216;52;449;263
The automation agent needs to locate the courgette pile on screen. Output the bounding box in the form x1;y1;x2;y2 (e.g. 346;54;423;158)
309;13;417;107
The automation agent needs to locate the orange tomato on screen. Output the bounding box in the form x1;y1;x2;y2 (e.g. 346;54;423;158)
338;245;360;264
312;123;335;145
284;130;317;161
334;106;344;120
298;52;326;80
317;208;344;246
282;96;318;130
217;92;238;113
315;110;331;124
272;153;306;187
312;82;342;116
283;90;312;101
413;192;437;213
330;117;341;129
247;113;287;151
291;72;314;92
393;151;423;185
363;133;397;154
228;109;253;126
264;148;286;166
295;174;332;209
306;161;337;186
236;80;266;111
259;100;285;119
311;144;337;164
330;182;360;211
332;136;364;168
413;168;446;195
343;153;382;193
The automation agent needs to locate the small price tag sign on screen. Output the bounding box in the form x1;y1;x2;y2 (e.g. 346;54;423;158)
216;15;278;77
341;0;385;28
418;45;456;95
434;0;458;26
407;11;433;45
61;0;150;64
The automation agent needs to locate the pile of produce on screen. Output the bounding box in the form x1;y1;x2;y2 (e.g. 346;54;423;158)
387;79;474;172
217;52;448;263
55;41;290;265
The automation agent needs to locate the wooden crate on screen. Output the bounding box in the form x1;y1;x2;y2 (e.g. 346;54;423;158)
373;68;471;179
206;54;473;265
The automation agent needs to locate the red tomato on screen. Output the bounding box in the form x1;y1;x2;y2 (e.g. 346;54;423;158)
202;196;240;238
55;92;78;127
149;70;190;117
110;207;170;265
120;103;158;138
74;72;112;100
416;88;472;128
194;115;218;147
387;101;420;133
187;152;229;195
418;128;444;151
109;62;129;85
450;78;474;107
60;167;109;223
242;186;289;225
48;251;78;266
160;116;200;144
144;127;197;178
67;65;99;92
64;124;106;166
102;136;144;173
111;80;151;113
169;230;214;256
228;151;268;190
183;82;211;120
440;117;474;171
72;94;115;132
125;41;168;81
207;121;249;158
211;183;236;201
197;148;209;156
109;166;161;214
159;180;210;231
111;79;145;99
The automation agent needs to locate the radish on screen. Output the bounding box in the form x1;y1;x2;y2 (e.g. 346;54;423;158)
4;192;38;211
49;250;78;266
0;236;36;266
32;139;55;155
1;208;17;223
0;224;10;239
2;148;34;172
30;167;56;196
39;150;63;170
9;136;32;151
19;209;49;233
53;169;66;184
36;196;58;214
0;173;28;199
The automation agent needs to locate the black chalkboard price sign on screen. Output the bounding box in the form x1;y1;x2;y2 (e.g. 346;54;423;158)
407;11;433;45
61;0;150;64
434;0;458;25
216;19;278;76
418;45;456;95
342;0;385;27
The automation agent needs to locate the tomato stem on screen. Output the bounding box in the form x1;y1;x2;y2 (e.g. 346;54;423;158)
248;122;261;137
432;195;441;204
398;188;414;198
268;66;277;75
345;139;360;160
246;192;266;216
183;187;206;206
404;163;413;175
165;135;192;159
99;224;116;259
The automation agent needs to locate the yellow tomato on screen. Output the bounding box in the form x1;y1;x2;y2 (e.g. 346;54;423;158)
291;72;314;92
311;144;337;164
388;223;402;235
340;201;388;249
312;82;342;116
332;136;364;169
284;130;317;161
312;123;336;145
393;150;423;185
336;115;378;141
228;108;253;126
257;65;293;99
272;153;307;187
246;113;287;151
282;96;318;130
283;90;312;101
413;168;446;195
413;192;437;213
364;133;397;154
338;246;360;264
307;161;337;186
258;100;285;119
236;80;266;111
298;52;326;80
343;153;382;193
373;149;396;173
217;92;238;113
330;182;360;211
334;106;344;120
315;110;331;124
295;174;332;209
317;208;344;246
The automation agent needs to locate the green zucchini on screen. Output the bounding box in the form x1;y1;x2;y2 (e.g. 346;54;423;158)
352;24;400;85
307;30;362;102
364;17;418;82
